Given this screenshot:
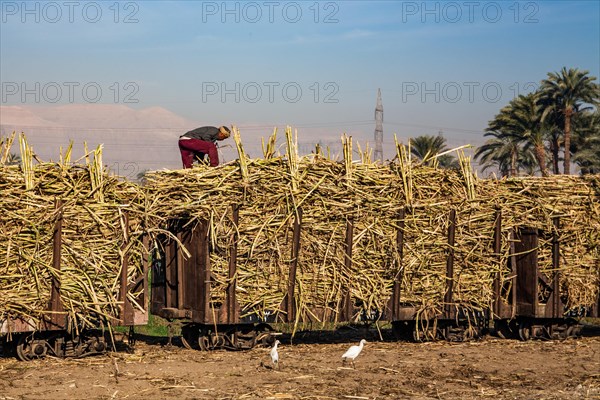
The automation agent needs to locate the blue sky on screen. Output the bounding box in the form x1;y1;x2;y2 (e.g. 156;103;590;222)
1;0;599;164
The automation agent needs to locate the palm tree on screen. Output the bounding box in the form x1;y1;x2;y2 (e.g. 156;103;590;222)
540;67;600;174
479;93;548;176
474;130;536;177
500;93;549;176
409;133;458;168
475;131;516;177
571;110;600;175
537;95;564;174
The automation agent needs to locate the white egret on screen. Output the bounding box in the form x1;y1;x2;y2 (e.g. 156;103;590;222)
341;339;367;368
270;340;281;369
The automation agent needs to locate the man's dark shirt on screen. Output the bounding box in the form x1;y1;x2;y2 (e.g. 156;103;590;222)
181;126;220;142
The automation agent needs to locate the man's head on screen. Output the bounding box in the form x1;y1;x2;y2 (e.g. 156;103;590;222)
218;126;231;140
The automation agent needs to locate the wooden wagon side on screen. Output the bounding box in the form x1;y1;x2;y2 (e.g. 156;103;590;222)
1;201;149;360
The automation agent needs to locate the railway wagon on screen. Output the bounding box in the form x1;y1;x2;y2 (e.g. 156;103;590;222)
1;144;150;360
144;136;599;347
492;223;599;340
389;210;600;342
151;208;365;351
0;201;149;360
152;207;600;348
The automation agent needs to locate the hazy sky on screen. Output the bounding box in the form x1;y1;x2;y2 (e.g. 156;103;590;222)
1;0;599;165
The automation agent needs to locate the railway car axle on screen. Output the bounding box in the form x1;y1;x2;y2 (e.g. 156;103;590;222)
12;331;110;361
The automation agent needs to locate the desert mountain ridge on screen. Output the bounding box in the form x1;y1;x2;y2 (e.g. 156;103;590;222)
0;104;200;129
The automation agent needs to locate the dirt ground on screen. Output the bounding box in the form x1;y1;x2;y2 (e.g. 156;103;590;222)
1;327;599;400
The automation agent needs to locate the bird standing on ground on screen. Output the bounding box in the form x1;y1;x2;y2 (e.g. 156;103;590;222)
341;339;367;368
270;340;281;369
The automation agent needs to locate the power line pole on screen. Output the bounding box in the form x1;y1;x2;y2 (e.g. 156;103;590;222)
374;88;383;162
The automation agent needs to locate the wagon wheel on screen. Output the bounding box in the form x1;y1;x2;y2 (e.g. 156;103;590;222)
538;325;553;340
565;319;581;338
462;325;480;341
564;323;582;339
16;335;46;361
518;321;532;341
198;335;211;351
236;330;257;350
211;332;225;349
255;323;275;347
84;335;107;356
412;327;424;342
412;323;437;342
494;320;513;339
437;326;447;341
180;335;193;350
181;325;200;350
15;336;33;361
196;332;226;350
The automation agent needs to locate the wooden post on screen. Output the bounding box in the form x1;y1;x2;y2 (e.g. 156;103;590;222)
444;209;456;318
141;234;149;315
388;208;406;321
196;220;211;323
150;234;166;316
515;228;538;317
509;228;517;318
492;210;502;317
551;217;561;319
119;211;133;325
176;230;185;309
286;208;302;323
47;198;66;330
163;237;171;309
227;204;240;324
342;216;354;321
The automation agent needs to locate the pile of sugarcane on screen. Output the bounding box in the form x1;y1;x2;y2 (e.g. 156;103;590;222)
0;134;147;333
145;127;600;327
2;128;598;337
491;175;600;309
